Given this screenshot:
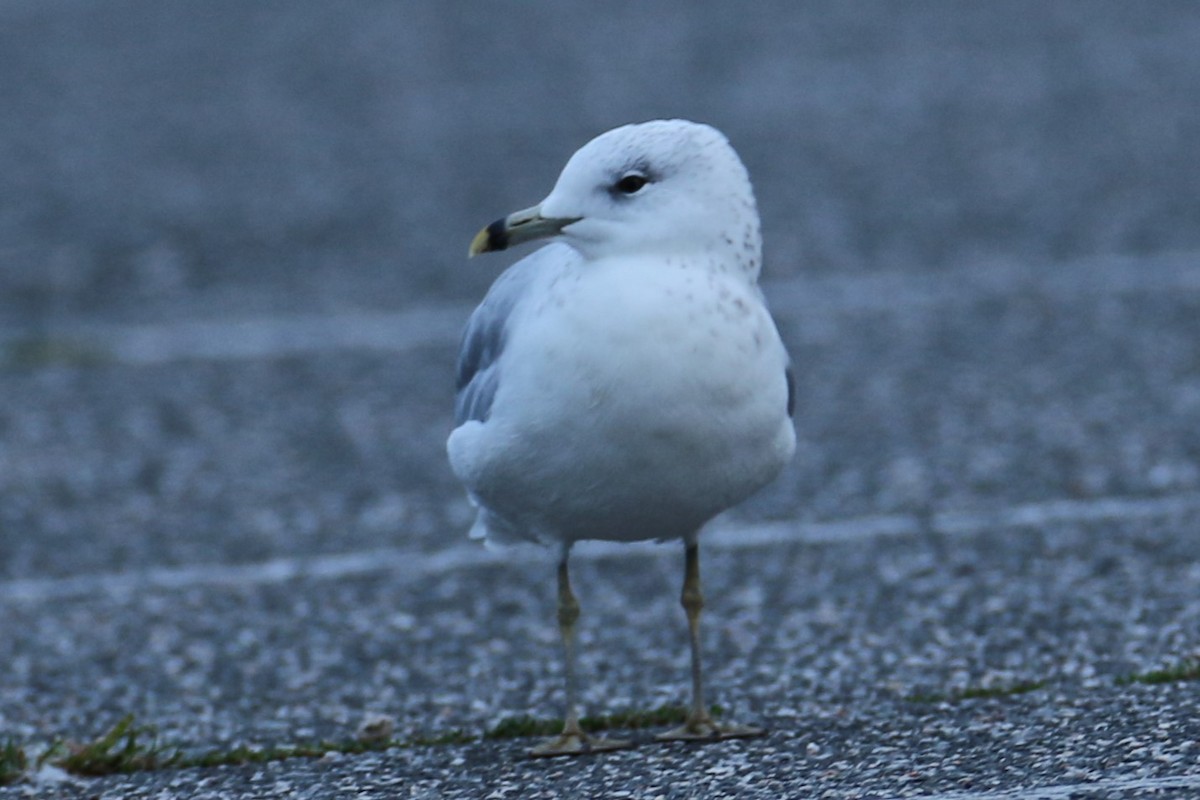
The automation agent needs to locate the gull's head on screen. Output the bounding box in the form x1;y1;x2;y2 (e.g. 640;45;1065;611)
470;119;761;275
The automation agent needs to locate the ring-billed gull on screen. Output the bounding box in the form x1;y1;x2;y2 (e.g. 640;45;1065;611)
449;119;796;756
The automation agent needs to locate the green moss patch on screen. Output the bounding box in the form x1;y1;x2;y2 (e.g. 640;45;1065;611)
1117;659;1200;686
3;337;110;370
904;680;1047;704
485;703;721;740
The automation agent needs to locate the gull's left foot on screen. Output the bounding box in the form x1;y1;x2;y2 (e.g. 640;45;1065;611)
655;711;765;742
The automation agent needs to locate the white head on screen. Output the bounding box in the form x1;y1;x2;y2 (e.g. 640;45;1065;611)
470;119;763;278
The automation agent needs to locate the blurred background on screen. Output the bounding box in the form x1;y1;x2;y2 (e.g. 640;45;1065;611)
1;0;1199;574
4;1;1198;321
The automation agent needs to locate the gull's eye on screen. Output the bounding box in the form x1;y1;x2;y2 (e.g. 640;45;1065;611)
614;173;649;194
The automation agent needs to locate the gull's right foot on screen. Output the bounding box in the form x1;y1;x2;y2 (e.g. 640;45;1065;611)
528;732;633;758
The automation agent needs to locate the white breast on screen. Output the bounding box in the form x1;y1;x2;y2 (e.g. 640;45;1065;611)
452;256;795;545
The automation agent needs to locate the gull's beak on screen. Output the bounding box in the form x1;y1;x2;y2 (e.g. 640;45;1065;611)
468;204;581;258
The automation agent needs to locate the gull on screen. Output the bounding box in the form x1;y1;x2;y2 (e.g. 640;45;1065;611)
448;119;796;756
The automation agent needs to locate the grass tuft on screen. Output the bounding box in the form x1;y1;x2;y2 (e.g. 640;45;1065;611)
3;338;109;370
484;715;564;739
905;680;1047;704
53;715;181;776
484;703;721;740
136;729;474;771
408;730;476;747
957;680;1047;700
1;739;29;786
1117;659;1200;686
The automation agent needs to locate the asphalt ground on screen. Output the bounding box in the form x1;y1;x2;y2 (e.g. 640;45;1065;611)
3;2;1200;798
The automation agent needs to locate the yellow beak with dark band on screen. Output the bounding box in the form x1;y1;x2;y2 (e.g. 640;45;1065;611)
468;204;582;257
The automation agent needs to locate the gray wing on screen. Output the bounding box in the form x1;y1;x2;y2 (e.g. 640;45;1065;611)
454;244;574;426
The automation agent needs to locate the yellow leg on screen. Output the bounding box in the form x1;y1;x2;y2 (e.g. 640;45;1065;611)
528;554;632;757
656;542;764;742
